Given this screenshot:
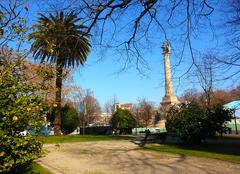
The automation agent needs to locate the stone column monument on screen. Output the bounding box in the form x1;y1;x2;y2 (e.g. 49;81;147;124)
160;40;179;110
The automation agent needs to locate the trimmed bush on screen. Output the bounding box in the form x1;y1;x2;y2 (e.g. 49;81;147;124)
166;103;233;144
111;108;136;132
61;104;79;134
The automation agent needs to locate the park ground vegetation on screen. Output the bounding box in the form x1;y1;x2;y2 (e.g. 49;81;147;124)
111;108;137;134
0;54;55;173
61;103;79;134
143;137;240;163
166;102;233;144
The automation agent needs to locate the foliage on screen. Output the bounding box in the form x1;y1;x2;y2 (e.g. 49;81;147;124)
29;10;91;135
42;135;133;144
111;108;136;129
0;54;50;173
29;162;52;174
166;103;233;144
29;11;91;67
61;104;79;134
0;136;43;173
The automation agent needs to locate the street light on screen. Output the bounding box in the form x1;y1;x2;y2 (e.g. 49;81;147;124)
234;109;238;134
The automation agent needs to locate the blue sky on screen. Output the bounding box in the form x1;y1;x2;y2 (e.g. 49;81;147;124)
73;49;165;108
8;1;240;108
70;3;235;108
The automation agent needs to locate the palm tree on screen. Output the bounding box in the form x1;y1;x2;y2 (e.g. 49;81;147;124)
29;11;91;135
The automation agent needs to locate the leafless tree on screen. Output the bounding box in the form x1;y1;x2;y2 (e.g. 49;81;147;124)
0;0;28;50
78;89;101;128
135;98;155;128
230;85;240;100
69;88;101;134
180;85;240;107
195;52;218;107
213;0;240;80
184;51;239;106
41;0;218;75
180;88;201;103
211;89;233;105
104;96;118;115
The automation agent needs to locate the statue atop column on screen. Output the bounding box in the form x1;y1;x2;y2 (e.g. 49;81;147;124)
162;40;171;54
160;40;179;110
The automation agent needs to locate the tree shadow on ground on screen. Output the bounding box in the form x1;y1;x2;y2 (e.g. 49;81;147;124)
42;141;240;174
96;144;226;174
98;146;187;174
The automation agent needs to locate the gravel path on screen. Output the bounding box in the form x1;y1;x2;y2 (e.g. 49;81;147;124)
36;141;240;174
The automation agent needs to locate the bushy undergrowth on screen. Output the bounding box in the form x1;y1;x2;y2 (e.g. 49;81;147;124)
166;103;233;144
111;108;136;129
61;104;79;134
0;55;52;173
0;135;42;173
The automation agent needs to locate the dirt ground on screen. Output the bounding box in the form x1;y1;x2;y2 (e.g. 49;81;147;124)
36;140;240;174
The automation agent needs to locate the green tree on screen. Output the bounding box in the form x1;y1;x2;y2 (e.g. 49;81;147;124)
111;108;136;130
166;103;233;144
29;11;91;135
0;53;48;173
61;104;79;134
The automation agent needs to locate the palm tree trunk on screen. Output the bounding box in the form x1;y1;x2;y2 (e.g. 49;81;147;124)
54;61;63;135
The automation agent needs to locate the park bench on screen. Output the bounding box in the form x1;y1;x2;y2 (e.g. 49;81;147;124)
132;132;167;146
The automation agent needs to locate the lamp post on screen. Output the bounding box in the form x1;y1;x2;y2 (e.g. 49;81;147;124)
82;100;87;135
234;109;238;134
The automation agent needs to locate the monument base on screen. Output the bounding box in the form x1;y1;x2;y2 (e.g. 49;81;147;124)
160;95;180;111
155;120;166;129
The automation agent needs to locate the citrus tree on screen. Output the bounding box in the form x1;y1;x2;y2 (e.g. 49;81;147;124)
0;54;51;173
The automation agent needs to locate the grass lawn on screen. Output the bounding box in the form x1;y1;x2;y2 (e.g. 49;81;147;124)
41;135;133;144
9;163;51;174
142;136;240;163
30;162;52;174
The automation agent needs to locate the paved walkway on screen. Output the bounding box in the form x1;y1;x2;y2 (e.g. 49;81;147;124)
37;141;240;174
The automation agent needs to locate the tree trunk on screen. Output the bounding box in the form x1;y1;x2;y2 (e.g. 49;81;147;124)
54;62;63;135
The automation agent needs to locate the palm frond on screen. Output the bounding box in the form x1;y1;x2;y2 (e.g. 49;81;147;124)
29;10;91;68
